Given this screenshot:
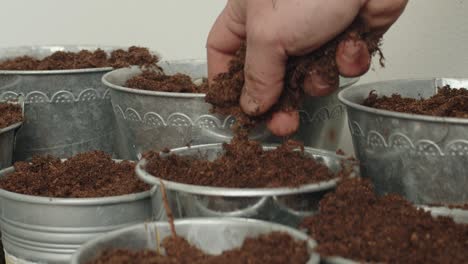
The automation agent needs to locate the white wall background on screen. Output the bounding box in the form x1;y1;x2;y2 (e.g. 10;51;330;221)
1;0;467;153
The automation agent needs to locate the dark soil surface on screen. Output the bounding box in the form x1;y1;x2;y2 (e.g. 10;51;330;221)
363;86;468;118
447;204;468;210
86;232;309;264
0;103;22;129
0;151;149;198
0;46;159;70
125;71;207;93
144;138;338;188
205;19;383;129
430;203;468;210
301;178;468;263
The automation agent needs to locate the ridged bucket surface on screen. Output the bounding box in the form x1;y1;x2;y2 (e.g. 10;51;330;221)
339;78;468;205
103;60;358;160
0;78;24;170
0;45;160;161
136;143;357;227
0;164;151;264
0;123;22;171
71;218;320;264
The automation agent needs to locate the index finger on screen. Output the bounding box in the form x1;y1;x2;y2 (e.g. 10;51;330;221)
206;3;246;82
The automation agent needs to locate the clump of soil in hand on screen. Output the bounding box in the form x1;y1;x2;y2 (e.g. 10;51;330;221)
0;46;158;70
0;151;149;198
125;71;207;93
364;85;468;118
87;232;309;264
300;177;468;263
205;19;384;129
143;138;337;188
0;103;22;129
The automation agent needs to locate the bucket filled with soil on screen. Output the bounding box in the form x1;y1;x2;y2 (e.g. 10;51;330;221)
0;45;161;161
103;59;272;160
71;218;319;264
103;59;359;160
0;97;23;170
0;151;151;263
300;177;468;264
136;138;356;227
338;78;468;205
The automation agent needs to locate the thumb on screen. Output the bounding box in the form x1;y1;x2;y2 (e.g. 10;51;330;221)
240;30;287;116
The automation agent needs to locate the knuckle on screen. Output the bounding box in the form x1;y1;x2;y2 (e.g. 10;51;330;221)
363;0;408;28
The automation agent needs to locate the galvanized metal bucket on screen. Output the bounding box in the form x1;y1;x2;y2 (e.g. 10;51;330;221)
0;122;21;171
339;78;468;205
322;205;468;264
0;77;23;170
0;164;151;264
0;45;160;161
103;60;358;160
136;143;357;227
70;218;320;264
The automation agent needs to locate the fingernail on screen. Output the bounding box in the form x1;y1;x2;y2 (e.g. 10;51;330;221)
304;70;334;96
343;40;364;62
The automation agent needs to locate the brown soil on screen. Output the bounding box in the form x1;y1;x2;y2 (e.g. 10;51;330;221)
447;204;468;210
430;203;468;210
300;178;468;263
0;46;159;70
125;71;207;93
86;231;309;264
0;151;149;198
0;103;22;129
205;19;384;129
143;138;338;189
363;86;468;118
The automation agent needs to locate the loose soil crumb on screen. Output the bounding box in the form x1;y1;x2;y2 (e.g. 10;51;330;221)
86;232;309;264
363;86;468;118
125;71;206;93
143;138;337;188
205;19;384;130
0;103;22;129
0;46;159;70
0;151;149;198
300;178;468;263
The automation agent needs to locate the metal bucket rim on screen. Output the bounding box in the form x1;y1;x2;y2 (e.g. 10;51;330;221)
102;63;359;99
70;217;318;264
338;77;468;125
136;143;347;197
0;45;163;75
419;205;468;218
0;160;151;205
0;121;22;135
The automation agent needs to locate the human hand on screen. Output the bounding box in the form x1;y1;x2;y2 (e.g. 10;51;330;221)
207;0;408;136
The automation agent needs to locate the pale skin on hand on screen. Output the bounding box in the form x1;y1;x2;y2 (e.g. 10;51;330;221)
207;0;408;136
